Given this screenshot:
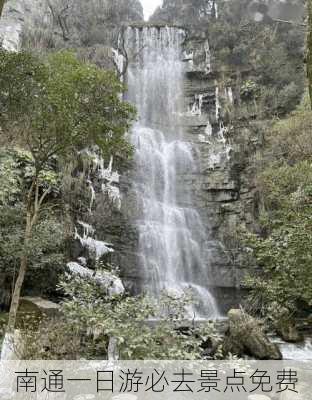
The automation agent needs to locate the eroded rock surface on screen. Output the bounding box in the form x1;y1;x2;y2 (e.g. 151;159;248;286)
223;309;282;359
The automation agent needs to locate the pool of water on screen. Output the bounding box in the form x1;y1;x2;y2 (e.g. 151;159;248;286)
270;335;312;360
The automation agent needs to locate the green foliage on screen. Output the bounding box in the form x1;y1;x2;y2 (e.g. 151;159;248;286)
259;161;312;214
244;100;312;317
0;50;135;165
265;94;312;163
0;205;66;283
23;277;221;360
0;148;60;206
0;145;65;298
244;213;312;315
240;80;259;100
208;0;305;117
151;0;216;26
60;277;220;360
0;151;21;205
151;0;305;118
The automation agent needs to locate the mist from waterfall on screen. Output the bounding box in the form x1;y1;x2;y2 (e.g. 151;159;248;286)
125;26;218;318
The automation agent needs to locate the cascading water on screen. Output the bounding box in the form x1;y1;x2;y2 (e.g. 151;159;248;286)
124;26;218;318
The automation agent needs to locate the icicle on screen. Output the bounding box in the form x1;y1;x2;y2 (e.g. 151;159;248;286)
75;219;113;260
225;145;233;161
67;262;124;296
227;87;234;104
75;228;113;260
190;94;204;116
214;1;218;19
204;40;211;74
77;220;95;238
183;50;194;70
86;152;121;210
205;120;213;136
217;122;227;145
87;180;96;214
215;87;220;121
199;118;213;144
198;134;212;144
208;86;233;164
208;153;221;169
112;48;124;81
98;156;119;184
80;237;114;259
101;183;121;210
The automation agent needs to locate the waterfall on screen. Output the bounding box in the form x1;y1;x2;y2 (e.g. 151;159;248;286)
124;27;218;319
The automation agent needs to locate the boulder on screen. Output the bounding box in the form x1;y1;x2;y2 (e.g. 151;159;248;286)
19;297;60;318
224;309;282;359
276;319;303;343
67;262;125;296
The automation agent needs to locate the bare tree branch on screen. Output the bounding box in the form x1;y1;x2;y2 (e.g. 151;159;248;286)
272;18;306;27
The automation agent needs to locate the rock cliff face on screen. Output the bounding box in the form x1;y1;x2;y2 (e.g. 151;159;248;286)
109;26;264;312
180;35;263;311
0;0;144;51
94;8;260;313
107;0;304;312
0;0;38;51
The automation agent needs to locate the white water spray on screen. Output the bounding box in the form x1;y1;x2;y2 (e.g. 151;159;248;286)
125;26;218;318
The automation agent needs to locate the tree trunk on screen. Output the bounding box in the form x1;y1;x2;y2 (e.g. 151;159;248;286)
7;175;39;333
7;212;32;332
0;0;5;19
308;0;312;107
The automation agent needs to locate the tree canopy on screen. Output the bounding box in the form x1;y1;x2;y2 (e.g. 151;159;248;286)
245;97;312;319
0;50;135;166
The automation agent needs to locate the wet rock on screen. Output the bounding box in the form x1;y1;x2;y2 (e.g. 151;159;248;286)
224;309;282;359
276;319;303;343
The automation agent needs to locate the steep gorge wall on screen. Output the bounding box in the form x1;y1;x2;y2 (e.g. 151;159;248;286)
142;0;305;311
0;0;143;51
181;36;263;310
112;29;264;311
109;0;305;312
